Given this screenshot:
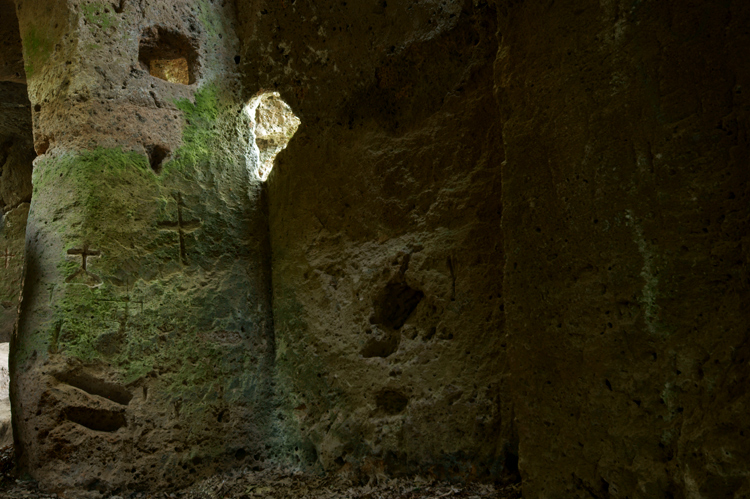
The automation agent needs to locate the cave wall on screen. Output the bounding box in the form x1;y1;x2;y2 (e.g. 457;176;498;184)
2;0;749;496
238;0;511;479
496;0;750;497
0;81;33;343
0;0;25;83
11;0;275;493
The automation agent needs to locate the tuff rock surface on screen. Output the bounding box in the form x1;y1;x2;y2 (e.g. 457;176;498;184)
496;2;750;497
0;81;33;343
11;0;275;494
0;0;748;498
237;0;510;479
0;0;25;84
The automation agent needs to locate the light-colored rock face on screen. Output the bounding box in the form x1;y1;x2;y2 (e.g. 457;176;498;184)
0;343;9;399
0;343;10;448
11;0;275;494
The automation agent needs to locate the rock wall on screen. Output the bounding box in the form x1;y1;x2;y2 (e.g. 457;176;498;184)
0;0;25;83
496;1;750;497
0;81;33;343
12;0;275;494
0;342;10;448
3;0;749;496
238;0;512;480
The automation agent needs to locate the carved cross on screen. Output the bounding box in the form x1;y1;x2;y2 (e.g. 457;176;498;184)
158;192;201;265
67;245;101;270
65;244;102;286
2;249;16;269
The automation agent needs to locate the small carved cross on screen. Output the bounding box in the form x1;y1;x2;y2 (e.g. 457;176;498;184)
158;192;201;265
67;245;101;270
65;244;102;286
2;249;16;269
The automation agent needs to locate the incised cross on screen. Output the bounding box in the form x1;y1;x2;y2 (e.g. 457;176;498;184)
2;248;16;269
158;192;202;265
67;245;101;270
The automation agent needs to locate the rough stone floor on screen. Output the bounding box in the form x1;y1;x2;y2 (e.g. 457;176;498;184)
0;447;520;499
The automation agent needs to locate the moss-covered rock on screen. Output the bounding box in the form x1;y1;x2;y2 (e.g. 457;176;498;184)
12;1;273;494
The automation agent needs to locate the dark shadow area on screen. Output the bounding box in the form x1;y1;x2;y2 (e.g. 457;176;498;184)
64;406;127;433
54;372;133;406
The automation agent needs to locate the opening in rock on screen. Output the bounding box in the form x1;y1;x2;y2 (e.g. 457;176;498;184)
375;389;409;415
64;406;127;432
0;343;9;446
0;81;35;450
138;27;199;85
371;282;424;330
146;144;169;174
245;92;300;181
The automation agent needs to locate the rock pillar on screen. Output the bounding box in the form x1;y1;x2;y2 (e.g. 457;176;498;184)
12;0;273;493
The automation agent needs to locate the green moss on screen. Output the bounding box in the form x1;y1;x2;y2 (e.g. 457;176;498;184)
22;26;54;77
26;142;257;427
195;0;224;39
169;85;222;171
18;78;271;453
81;2;118;31
272;286;344;463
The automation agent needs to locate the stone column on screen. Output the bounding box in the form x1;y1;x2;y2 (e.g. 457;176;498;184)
13;0;273;493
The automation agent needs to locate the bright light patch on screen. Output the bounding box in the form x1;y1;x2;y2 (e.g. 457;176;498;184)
245;92;300;181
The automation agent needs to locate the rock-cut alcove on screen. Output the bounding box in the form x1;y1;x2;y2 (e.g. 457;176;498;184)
139;26;199;85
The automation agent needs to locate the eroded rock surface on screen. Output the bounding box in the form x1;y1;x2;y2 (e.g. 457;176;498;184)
496;1;750;497
0;81;33;343
239;0;512;481
3;0;749;497
12;0;274;494
0;0;24;83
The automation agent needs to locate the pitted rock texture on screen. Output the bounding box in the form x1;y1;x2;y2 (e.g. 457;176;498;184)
0;0;25;83
12;0;274;494
3;0;750;497
496;1;750;497
240;0;512;480
0;81;34;343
